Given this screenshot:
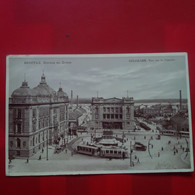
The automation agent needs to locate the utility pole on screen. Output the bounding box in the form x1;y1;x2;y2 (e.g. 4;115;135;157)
148;137;152;159
47;129;49;160
130;141;134;167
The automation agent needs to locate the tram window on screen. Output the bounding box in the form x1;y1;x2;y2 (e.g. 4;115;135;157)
89;149;91;152
110;150;113;154
118;151;121;154
106;150;109;153
114;151;117;154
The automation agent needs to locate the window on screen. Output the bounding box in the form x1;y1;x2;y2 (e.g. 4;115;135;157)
17;124;21;134
103;114;106;119
95;107;98;113
18;109;21;119
33;137;35;146
16;138;21;148
33;109;36;118
111;114;114;119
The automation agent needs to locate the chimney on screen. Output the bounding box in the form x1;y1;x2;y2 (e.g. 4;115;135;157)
77;95;79;108
179;90;182;110
71;90;73;107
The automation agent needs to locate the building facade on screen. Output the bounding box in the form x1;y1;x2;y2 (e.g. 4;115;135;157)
91;97;135;130
9;74;69;158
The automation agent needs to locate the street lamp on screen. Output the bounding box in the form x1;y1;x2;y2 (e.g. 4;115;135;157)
46;128;49;160
130;141;134;167
148;137;153;159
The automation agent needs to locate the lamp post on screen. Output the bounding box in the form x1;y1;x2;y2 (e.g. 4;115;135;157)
148;137;153;159
46;128;49;160
130;141;134;167
184;137;189;159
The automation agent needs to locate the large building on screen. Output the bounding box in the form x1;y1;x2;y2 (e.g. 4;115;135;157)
91;97;135;130
9;74;69;158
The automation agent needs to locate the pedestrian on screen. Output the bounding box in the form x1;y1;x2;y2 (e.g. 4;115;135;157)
122;152;125;160
39;155;41;160
137;157;140;163
42;148;44;153
135;155;137;160
26;158;29;163
9;159;12;164
161;147;163;151
71;151;73;156
65;149;67;153
158;152;160;157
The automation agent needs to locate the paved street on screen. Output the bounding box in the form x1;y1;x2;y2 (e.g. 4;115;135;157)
8;132;191;175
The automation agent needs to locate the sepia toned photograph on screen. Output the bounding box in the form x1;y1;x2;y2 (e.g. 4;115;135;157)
6;53;194;176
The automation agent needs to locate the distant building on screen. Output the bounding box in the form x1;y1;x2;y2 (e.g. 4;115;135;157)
69;107;87;127
170;112;189;132
91;97;135;130
9;74;69;158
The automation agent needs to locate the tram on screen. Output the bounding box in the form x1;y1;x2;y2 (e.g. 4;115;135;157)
76;144;128;159
99;147;128;159
160;130;189;137
178;131;189;138
160;130;177;136
77;144;99;156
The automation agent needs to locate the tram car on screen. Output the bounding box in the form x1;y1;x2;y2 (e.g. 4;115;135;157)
160;130;177;136
178;131;189;138
99;147;128;159
77;144;99;156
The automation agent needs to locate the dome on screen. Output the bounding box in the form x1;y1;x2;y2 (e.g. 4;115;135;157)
11;81;35;97
33;73;56;96
57;87;68;97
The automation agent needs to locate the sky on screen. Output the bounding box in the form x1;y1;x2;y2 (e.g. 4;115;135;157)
7;54;189;100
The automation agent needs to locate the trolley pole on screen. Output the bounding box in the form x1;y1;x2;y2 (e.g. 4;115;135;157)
47;129;49;160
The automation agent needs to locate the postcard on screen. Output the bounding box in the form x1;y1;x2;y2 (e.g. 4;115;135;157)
6;53;194;176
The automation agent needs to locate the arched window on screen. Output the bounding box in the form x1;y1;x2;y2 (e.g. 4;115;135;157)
18;109;21;119
17;138;21;148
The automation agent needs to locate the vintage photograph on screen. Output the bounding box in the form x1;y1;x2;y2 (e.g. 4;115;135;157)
6;53;194;176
